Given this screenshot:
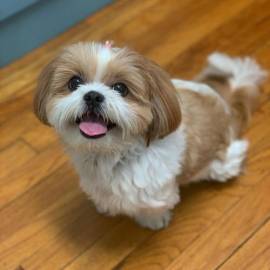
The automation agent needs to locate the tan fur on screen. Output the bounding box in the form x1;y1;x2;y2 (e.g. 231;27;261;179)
58;43;98;82
144;59;181;143
198;74;260;138
33;58;56;124
105;48;182;143
175;89;230;184
175;63;262;184
34;44;98;124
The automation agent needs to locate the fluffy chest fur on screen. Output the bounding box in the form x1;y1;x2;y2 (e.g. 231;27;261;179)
69;129;185;217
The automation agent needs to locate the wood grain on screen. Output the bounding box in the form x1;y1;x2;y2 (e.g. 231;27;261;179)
0;143;67;207
220;220;270;270
0;0;269;269
0;140;36;179
166;173;270;270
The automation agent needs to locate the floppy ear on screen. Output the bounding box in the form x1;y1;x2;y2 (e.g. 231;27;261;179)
33;58;56;125
145;59;181;144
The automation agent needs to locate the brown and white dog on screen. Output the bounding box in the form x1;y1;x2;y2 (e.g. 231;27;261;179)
34;42;266;229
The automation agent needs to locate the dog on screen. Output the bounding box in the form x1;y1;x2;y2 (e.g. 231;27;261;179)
33;42;266;230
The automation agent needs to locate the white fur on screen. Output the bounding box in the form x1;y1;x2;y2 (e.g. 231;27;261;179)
70;126;186;230
94;45;113;81
208;52;267;89
47;81;139;148
172;79;217;96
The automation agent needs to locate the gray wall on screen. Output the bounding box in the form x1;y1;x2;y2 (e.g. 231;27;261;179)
0;0;112;67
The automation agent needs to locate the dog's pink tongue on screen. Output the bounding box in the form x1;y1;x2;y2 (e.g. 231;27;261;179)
79;120;107;136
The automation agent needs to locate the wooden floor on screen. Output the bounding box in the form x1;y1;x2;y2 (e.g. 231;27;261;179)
1;0;270;269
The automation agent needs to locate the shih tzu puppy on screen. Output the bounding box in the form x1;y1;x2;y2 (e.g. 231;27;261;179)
34;41;266;230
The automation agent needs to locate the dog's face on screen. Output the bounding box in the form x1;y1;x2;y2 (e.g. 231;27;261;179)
34;42;181;152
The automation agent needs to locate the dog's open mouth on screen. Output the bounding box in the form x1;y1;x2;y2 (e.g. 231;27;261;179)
76;112;116;139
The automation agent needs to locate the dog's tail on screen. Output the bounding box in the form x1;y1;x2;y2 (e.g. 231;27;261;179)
197;52;267;137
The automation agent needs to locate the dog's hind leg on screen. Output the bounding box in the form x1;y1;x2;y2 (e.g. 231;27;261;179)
191;140;249;183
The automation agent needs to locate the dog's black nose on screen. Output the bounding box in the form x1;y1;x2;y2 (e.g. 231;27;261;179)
83;91;104;107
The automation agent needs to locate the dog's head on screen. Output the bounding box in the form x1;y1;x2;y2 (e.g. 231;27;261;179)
34;42;181;152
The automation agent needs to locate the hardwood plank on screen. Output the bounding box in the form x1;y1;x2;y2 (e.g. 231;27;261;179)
220;220;270;270
108;0;210;51
0;164;120;270
69;187;241;270
165;173;270;270
65;220;151;270
19;211;119;270
0;142;67;208
0;111;36;149
0;140;36;179
0;164;109;270
1;105;55;152
56;220;148;270
167;0;270;79
22;125;57;152
146;0;256;65
0;93;32;125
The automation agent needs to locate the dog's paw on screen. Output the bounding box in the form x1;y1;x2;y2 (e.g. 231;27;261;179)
135;210;171;230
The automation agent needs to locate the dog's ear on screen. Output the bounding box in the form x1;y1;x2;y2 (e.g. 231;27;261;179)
144;59;181;144
33;58;56;125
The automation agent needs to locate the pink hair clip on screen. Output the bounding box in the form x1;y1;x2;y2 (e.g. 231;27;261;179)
105;40;114;48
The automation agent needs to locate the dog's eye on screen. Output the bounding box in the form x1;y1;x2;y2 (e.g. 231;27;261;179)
112;83;129;97
68;76;84;91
